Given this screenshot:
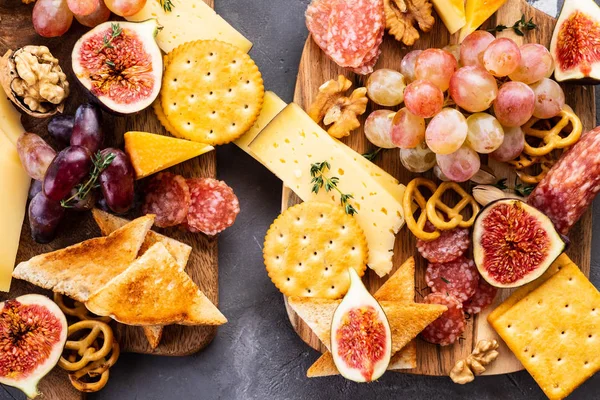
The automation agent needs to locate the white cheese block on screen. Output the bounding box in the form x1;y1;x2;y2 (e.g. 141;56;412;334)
249;103;405;277
0;129;30;292
0;86;25;146
126;0;253;54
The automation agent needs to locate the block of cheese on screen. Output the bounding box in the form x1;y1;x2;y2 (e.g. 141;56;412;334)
0;86;25;146
249;103;405;277
235;91;287;153
126;0;252;54
0;129;30;292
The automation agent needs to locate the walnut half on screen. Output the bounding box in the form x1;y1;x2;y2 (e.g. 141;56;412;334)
308;75;368;139
449;339;500;384
384;0;435;46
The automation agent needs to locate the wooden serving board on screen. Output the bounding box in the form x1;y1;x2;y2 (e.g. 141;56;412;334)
0;0;219;397
285;0;596;376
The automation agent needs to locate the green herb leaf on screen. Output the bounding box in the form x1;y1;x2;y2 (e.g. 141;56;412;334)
362;147;383;161
515;183;535;197
105;60;116;68
310;161;358;216
97;23;122;54
61;152;116;208
159;0;174;12
494;178;508;191
486;14;536;36
441;277;450;284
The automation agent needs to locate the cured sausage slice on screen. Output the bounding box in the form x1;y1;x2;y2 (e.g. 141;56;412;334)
425;256;479;302
185;178;240;236
417;222;470;263
142;172;190;228
463;279;498;315
421;292;465;346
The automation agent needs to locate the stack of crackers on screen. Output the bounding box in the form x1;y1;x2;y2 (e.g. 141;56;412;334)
12;211;226;350
489;254;600;400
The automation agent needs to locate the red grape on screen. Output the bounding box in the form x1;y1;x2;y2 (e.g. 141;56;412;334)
414;49;457;91
490;126;525;162
33;0;74;38
29;192;65;244
67;0;98;16
75;0;111;27
400;50;422;82
465;113;504;154
17;133;57;181
482;38;521;77
48;114;75;145
71;103;104;154
493;81;535;127
364;110;395;148
509;44;554;84
436;146;481;182
530;78;565;119
390;107;425;149
460;31;495;68
29;180;43;201
43;146;92;202
449;66;498;113
99;149;135;214
104;0;146;17
426;108;468;155
404;80;444;119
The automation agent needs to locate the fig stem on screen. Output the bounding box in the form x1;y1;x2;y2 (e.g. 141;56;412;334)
60;152;115;208
310;161;358;216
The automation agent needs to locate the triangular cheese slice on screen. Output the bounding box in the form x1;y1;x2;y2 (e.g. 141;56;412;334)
124;131;213;179
85;243;227;326
13;215;154;302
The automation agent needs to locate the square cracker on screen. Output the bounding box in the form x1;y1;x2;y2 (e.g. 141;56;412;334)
491;262;600;400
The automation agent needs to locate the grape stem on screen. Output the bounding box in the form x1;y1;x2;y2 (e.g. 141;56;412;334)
310;161;357;216
97;23;123;54
61;152;116;208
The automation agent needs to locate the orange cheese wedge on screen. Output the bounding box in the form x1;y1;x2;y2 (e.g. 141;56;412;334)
124;131;214;179
459;0;508;42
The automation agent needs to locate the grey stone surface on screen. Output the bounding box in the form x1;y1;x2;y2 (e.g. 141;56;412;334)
2;0;600;399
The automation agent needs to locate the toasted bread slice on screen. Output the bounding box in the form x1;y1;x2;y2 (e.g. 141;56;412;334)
142;326;164;349
13;215;154;302
85;243;227;326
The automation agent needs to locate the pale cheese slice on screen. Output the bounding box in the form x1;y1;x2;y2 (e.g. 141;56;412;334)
0;128;30;292
0;86;25;146
126;0;252;54
249;103;405;277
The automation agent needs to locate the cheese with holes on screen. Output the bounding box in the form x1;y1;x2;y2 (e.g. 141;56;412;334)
249;103;405;277
126;0;252;54
0;87;25;146
0;129;30;292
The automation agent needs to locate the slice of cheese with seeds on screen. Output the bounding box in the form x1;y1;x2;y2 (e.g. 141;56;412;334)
126;0;252;54
249;103;405;277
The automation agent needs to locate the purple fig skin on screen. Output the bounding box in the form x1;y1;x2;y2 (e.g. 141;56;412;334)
71;103;104;154
43;146;92;202
99;148;135;214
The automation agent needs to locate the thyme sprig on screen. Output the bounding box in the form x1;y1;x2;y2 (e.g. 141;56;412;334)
362;147;383;161
160;0;175;12
493;177;535;197
61;152;116;208
487;14;537;36
97;23;122;54
310;161;357;216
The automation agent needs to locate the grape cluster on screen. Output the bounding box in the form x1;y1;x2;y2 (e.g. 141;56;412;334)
364;31;563;182
18;103;135;243
32;0;146;37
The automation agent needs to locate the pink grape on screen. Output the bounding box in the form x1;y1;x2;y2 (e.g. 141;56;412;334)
449;66;498;113
400;50;422;82
67;0;98;16
104;0;146;17
483;38;521;77
443;44;461;63
425;108;468;155
490;126;525;162
75;0;111;27
465;113;504;154
366;69;406;107
404;80;444;118
364;110;395;149
509;44;554;84
436;146;481;182
33;0;74;38
460;31;495;67
390;107;425;149
414;48;457;91
399;142;437;173
493;81;535;127
530;78;565;119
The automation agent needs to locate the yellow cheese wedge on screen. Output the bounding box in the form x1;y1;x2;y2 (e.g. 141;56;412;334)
0;129;30;292
124;131;214;179
0;86;25;146
249;103;405;277
432;0;466;35
125;0;253;54
459;0;508;42
235;91;287;153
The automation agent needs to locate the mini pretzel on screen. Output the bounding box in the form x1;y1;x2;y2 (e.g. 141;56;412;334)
426;182;480;230
506;153;539;170
515;155;555;184
54;293;111;323
522;106;582;157
58;320;114;372
403;178;440;241
68;342;120;393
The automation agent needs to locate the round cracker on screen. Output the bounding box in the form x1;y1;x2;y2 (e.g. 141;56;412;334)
161;40;264;145
264;201;368;299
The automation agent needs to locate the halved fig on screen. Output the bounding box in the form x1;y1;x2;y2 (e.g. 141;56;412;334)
550;0;600;84
0;294;68;398
331;269;391;382
71;19;163;114
473;199;565;288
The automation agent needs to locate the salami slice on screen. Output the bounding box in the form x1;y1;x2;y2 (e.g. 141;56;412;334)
305;0;333;51
463;279;498;315
349;25;384;75
528;126;600;234
417;222;470;263
421;292;465;346
425;256;479;302
185;178;240;236
142;172;190;228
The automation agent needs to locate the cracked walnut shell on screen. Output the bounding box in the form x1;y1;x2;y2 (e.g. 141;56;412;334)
0;46;69;118
384;0;435;46
308;75;368;139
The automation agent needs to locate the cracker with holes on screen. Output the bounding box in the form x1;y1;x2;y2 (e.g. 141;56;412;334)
263;201;367;298
489;257;600;400
160;40;264;145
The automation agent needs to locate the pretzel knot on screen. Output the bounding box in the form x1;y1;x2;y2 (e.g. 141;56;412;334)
53;293;111;323
506;152;539;170
522;105;582;157
515;155;556;184
58;320;115;372
68;341;120;393
426;182;480;230
403;178;440;241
